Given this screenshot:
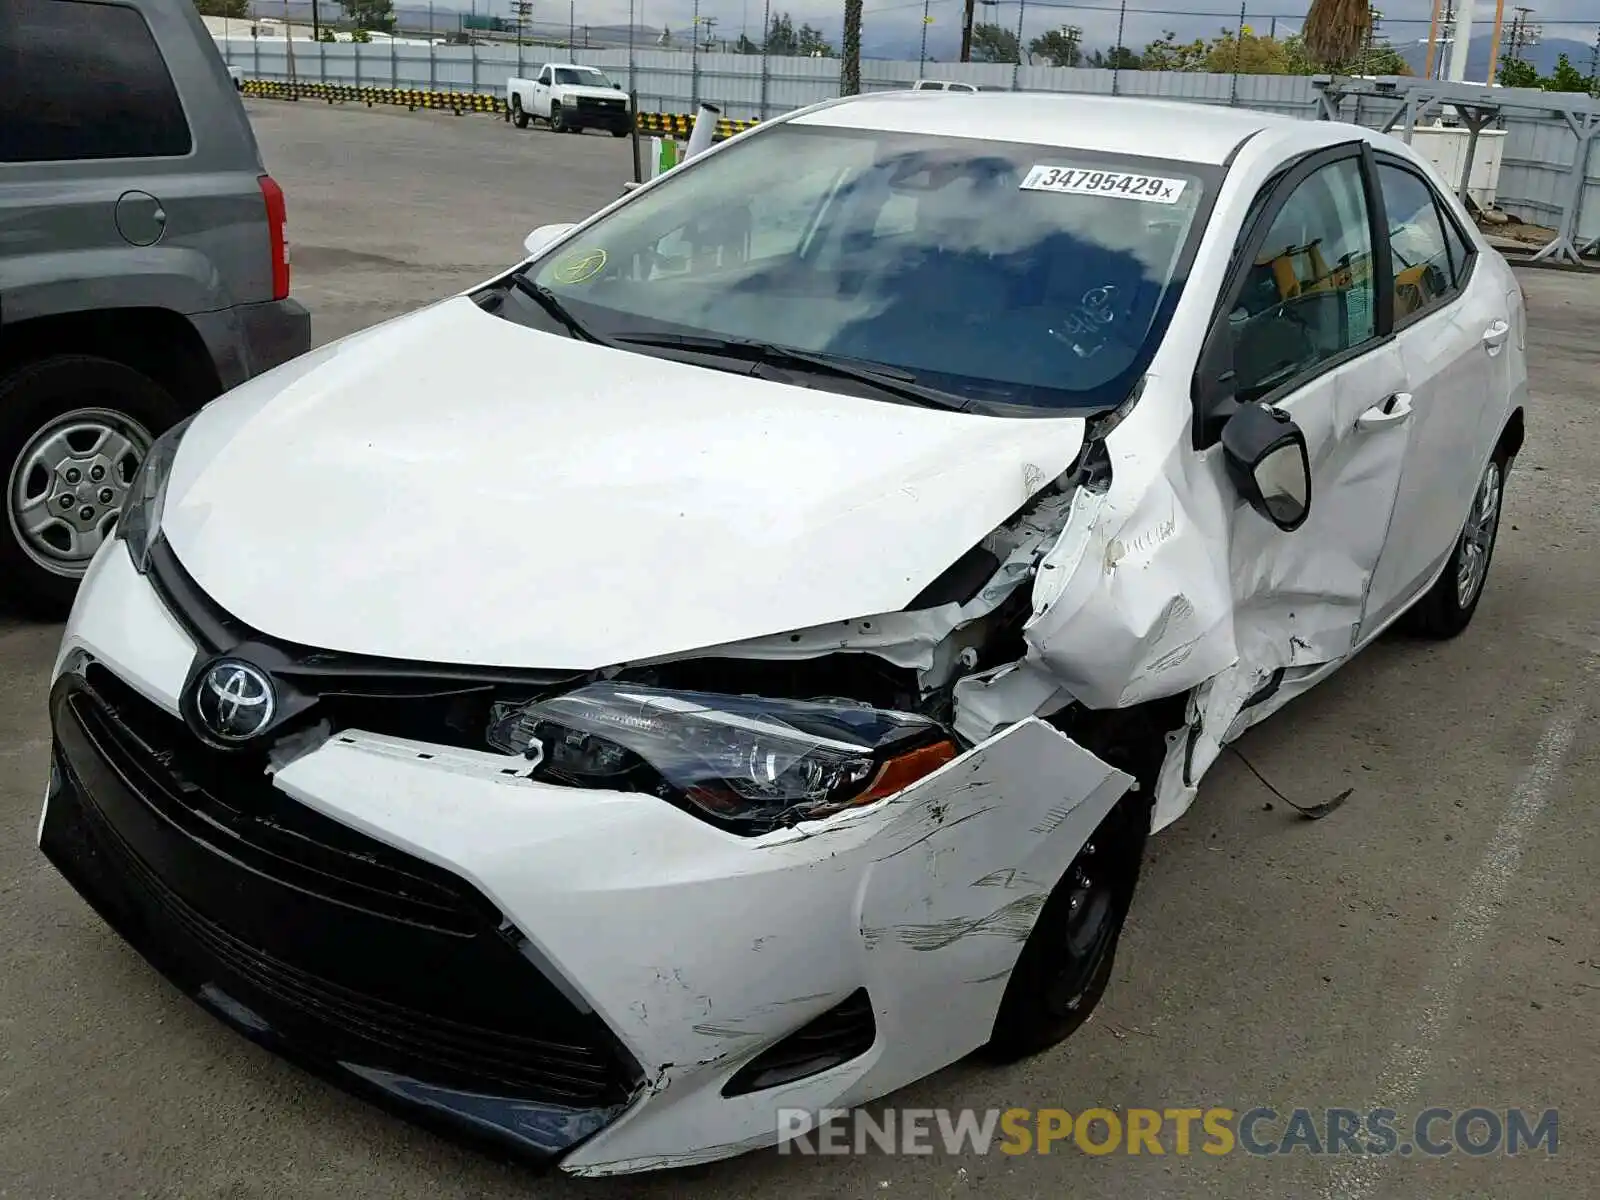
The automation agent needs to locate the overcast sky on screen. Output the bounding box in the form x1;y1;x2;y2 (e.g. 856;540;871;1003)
480;0;1596;54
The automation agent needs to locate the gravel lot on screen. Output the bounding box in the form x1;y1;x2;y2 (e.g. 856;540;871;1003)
1;98;1596;1200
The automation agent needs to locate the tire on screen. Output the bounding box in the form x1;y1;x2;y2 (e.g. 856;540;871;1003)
1;356;183;617
512;97;530;128
983;708;1165;1062
549;102;566;133
1402;450;1507;640
611;126;630;138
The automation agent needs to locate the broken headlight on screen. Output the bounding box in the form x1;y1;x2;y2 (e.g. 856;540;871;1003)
487;682;957;829
116;415;194;574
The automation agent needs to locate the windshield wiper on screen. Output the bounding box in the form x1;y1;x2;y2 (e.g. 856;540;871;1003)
612;332;972;412
508;271;616;345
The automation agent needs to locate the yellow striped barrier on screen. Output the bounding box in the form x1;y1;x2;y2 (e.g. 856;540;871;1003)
240;78;758;138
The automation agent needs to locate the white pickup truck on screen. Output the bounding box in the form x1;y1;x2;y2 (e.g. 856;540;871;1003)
506;63;632;136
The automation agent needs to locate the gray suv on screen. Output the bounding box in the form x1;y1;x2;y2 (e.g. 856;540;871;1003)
1;0;311;614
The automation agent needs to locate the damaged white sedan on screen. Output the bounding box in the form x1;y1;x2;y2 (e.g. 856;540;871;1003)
41;91;1526;1175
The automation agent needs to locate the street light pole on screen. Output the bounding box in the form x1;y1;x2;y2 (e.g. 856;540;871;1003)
959;0;975;60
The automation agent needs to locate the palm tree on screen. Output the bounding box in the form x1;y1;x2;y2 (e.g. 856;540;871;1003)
1303;0;1371;68
842;0;863;93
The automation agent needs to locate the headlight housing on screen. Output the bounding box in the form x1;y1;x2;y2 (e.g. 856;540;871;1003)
487;682;958;831
116;415;193;574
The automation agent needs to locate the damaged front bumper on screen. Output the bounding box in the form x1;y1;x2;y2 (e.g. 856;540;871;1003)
41;542;1135;1175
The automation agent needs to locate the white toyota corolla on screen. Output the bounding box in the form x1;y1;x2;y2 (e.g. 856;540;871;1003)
41;91;1525;1175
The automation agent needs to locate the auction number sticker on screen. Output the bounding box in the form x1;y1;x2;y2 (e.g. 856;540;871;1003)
1020;165;1188;204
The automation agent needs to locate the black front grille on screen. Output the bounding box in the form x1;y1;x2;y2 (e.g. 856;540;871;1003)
44;664;644;1146
78;663;476;932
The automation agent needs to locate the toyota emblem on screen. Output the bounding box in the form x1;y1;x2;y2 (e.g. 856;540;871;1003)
193;660;276;742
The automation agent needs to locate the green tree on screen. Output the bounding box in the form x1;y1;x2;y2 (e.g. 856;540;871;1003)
318;26;337;42
970;22;1020;64
1088;46;1141;69
1029;25;1082;68
1205;28;1291;74
340;0;394;32
193;0;250;16
1141;30;1207;71
1494;52;1539;87
350;27;371;42
765;12;797;54
797;23;834;56
734;33;760;54
1542;53;1589;92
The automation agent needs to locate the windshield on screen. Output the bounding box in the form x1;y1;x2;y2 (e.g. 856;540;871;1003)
526;124;1219;414
554;67;610;86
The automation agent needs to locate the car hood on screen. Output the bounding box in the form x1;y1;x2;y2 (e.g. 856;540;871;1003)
160;296;1085;670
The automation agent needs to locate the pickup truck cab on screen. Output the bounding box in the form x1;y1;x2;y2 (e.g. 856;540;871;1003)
506;63;632;136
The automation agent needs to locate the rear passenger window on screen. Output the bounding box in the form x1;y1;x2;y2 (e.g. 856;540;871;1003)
1376;163;1457;323
1227;157;1379;402
1439;197;1477;286
0;0;192;163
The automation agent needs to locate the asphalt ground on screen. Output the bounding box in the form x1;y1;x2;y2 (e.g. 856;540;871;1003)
1;98;1595;1200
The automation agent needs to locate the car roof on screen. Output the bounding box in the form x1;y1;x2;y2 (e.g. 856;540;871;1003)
790;91;1322;166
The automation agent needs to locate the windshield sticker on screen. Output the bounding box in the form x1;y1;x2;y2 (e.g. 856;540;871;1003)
551;248;608;284
1020;165;1188;204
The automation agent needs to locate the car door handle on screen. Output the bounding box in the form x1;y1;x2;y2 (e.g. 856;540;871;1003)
1482;319;1511;353
1357;392;1413;431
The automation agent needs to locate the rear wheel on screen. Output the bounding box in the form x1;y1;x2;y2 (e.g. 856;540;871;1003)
512;96;530;128
1403;452;1507;639
1;356;181;616
611;125;630;138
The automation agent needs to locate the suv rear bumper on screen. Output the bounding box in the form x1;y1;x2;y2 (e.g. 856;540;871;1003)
192;297;312;391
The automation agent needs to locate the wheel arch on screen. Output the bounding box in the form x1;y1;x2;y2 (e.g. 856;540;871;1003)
1496;406;1525;464
0;308;222;413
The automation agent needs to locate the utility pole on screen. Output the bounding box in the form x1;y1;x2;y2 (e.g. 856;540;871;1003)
283;0;296;83
512;0;532;46
959;0;975;61
919;0;931;69
311;0;321;41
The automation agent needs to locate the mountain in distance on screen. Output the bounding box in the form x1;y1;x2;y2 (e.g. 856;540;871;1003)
1396;35;1595;81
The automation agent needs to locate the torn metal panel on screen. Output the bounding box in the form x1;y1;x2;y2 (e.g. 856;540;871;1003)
1021;408;1240;712
650;483;1081;687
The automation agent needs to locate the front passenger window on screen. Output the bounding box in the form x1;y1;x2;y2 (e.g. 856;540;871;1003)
1376;164;1456;323
1228;158;1377;403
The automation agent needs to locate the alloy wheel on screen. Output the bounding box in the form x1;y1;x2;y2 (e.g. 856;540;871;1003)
7;408;152;577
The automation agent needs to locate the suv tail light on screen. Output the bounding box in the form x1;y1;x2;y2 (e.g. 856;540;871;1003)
259;174;290;300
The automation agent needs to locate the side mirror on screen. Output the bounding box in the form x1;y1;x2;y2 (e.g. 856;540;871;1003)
1221;401;1311;532
522;222;577;259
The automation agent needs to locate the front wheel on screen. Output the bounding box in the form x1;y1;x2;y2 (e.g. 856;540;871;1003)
1;356;182;616
984;791;1148;1060
1402;452;1507;639
611;125;630;138
548;102;567;133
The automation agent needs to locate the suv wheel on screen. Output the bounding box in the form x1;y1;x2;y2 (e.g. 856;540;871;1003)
1;356;182;616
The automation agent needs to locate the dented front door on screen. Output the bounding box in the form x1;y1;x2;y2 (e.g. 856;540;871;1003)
1222;152;1411;671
